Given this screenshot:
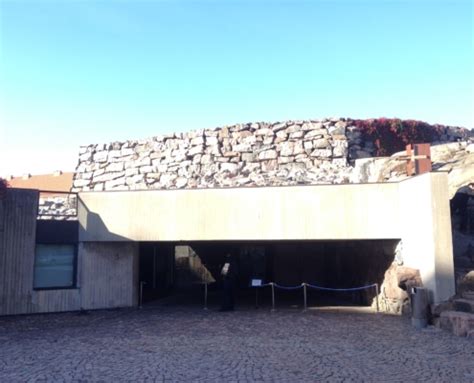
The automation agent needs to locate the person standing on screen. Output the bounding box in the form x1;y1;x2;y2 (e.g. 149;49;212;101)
219;253;238;311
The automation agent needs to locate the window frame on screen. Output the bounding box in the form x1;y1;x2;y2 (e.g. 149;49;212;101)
33;243;78;291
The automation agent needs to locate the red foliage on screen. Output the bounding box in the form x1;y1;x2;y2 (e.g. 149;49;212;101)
351;118;446;156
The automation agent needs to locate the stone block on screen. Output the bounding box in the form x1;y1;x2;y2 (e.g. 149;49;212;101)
278;142;294;156
243;162;260;173
205;136;218;145
271;122;287;132
188;145;204;156
293;141;304;155
93;183;104;191
289;131;304;139
310;149;332;158
73;179;90;188
105;177;126;189
278;156;295;164
175;177;188;188
232;143;252;152
220;162;239;174
106;162;124;172
439;311;474;337
261;160;278;172
333;145;348;158
255;128;274;136
241;153;256;162
125;174;145;185
263;136;274;145
304;129;326;140
94;171;125;183
190;136;204;146
93;151;108;162
258;150;277;160
302;122;323;131
453;299;474;313
430;301;454;317
313;138;330;149
284;125;301;134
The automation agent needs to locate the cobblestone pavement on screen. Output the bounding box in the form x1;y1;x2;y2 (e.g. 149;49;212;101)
0;304;473;382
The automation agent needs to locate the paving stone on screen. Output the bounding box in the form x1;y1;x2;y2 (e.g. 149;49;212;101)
0;305;473;382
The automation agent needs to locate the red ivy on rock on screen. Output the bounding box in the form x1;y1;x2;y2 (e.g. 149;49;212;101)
351;118;446;157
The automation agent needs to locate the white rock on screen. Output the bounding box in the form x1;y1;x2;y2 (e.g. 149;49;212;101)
258;150;278;160
93;151;108;162
175;177;188;188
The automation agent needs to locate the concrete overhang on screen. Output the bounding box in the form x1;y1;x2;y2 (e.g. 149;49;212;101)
78;182;401;242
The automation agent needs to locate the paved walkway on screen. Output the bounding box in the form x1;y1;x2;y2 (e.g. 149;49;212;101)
0;305;473;382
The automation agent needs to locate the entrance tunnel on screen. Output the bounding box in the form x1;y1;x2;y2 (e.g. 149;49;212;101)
138;240;399;308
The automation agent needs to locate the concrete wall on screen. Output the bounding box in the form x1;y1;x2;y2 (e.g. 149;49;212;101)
1;173;455;315
80;242;139;310
78;174;455;304
78;183;401;242
399;172;455;303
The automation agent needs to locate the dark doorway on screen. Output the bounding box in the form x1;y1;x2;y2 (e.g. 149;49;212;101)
139;243;174;303
138;240;398;309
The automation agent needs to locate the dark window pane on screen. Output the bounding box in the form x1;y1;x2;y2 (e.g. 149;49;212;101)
34;245;75;289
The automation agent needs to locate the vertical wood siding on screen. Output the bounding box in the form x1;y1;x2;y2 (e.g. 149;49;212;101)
1;190;138;316
0;189;38;315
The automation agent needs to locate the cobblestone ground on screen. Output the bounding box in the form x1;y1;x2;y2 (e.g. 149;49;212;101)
0;304;473;382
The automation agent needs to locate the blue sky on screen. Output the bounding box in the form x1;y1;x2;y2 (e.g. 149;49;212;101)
0;0;472;176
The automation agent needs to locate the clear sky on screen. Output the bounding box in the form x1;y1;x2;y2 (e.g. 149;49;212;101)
0;0;472;176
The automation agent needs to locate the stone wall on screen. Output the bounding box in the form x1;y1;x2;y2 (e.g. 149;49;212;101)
72;118;469;192
38;195;77;220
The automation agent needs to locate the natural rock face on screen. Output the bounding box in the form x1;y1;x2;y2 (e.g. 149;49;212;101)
458;271;474;295
350;140;474;192
72;118;469;192
376;263;423;315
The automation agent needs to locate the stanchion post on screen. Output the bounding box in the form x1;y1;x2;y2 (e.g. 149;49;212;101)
303;283;307;311
204;283;208;311
375;283;380;313
271;282;275;311
139;281;145;309
255;287;259;309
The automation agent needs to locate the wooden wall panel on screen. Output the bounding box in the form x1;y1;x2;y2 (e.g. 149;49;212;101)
0;189;38;316
0;189;82;315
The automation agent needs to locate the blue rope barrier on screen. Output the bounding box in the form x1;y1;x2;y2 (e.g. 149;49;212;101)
273;283;304;291
250;282;377;292
305;283;377;292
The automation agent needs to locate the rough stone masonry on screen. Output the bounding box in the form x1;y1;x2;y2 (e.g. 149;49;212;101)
72;118;469;192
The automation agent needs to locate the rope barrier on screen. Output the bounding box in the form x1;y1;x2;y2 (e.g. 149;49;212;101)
251;282;377;292
305;283;377;292
273;283;304;290
250;282;379;312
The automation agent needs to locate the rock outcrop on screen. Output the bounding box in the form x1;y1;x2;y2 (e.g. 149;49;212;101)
350;141;474;193
376;263;423;315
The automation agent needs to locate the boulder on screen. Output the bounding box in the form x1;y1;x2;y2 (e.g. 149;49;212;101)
458;271;474;294
439;311;474;337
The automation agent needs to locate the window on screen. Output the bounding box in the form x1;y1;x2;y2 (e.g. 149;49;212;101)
33;244;76;289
